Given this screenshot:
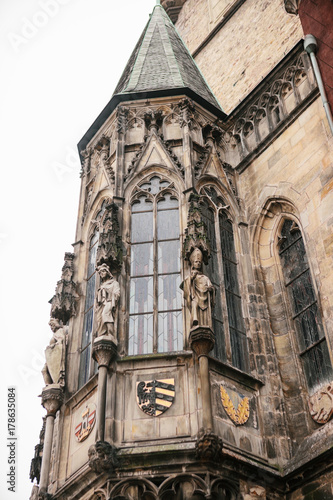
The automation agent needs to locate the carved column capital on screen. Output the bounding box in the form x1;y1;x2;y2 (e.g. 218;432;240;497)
88;440;118;473
41;385;64;416
196;428;223;461
92;336;118;367
189;326;215;356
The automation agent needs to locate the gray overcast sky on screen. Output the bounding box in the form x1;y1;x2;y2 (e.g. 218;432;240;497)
0;1;155;497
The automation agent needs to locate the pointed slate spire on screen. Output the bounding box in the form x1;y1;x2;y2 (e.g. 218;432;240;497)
113;3;222;113
78;4;225;153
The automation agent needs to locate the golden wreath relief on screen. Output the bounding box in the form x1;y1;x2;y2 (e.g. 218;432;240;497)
220;386;250;425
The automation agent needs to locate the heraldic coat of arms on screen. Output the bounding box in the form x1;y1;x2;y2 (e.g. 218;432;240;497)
136;379;175;416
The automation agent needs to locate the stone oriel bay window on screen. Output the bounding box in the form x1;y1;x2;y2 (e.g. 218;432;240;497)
128;175;183;355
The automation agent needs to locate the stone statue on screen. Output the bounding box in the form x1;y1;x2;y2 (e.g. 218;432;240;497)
95;263;120;341
180;247;215;329
41;319;67;387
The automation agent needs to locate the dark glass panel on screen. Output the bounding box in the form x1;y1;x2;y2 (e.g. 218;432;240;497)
87;236;98;278
158;311;183;353
200;200;216;251
157;193;179;210
220;214;236;262
294;303;324;350
131;211;153;243
288;271;316;315
81;307;94;348
225;292;245;333
213;319;226;361
279;219;302;252
128;314;154;355
85;273;96;313
230;329;248;372
158;274;182;311
158;240;180;274
302;341;333;392
280;237;307;284
78;344;91;388
131;243;154;276
132;196;153;213
223;259;239;294
204;186;225;207
157;209;179;240
130;277;154;314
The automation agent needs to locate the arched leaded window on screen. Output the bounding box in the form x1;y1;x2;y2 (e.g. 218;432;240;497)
129;176;183;355
278;219;333;392
78;201;107;388
200;186;249;372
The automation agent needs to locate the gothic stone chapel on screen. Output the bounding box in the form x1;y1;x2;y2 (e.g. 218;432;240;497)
30;1;333;499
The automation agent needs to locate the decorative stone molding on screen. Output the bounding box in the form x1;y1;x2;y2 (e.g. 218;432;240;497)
117;106;129;135
243;486;266;499
41;385;64;416
88;441;118;473
161;0;187;23
195;428;223;461
95;135;115;184
308;382;333;424
189;326;215;356
49;253;77;324
96;203;122;272
144;109;163;134
80;147;92;177
183;193;211;263
284;0;300;15
92;335;118;367
178;97;196;128
225;44;317;173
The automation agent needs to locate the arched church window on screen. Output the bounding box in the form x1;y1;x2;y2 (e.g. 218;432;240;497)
78;201;107;388
278;219;333;392
129;176;183;355
200;187;249;372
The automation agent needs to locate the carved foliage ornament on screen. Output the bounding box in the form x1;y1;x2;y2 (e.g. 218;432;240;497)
136;379;175;416
220;386;250;425
49;253;77;324
309;382;333;424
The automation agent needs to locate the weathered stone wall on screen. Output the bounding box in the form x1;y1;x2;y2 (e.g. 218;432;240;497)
176;0;303;113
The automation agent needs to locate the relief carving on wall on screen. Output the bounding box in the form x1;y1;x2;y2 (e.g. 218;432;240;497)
136;379;175;416
308;383;333;424
74;403;97;442
220;386;250;425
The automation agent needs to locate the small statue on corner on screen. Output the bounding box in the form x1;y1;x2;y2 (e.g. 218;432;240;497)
95;263;120;342
41;318;68;387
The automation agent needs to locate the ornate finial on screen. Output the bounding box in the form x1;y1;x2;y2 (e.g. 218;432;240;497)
183;193;211;264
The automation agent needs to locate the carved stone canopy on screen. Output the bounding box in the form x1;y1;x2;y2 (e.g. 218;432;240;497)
41;384;64;416
49;252;76;324
183;193;211;264
96;203;123;272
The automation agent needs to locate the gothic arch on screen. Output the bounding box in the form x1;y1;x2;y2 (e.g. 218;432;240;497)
109;477;158;500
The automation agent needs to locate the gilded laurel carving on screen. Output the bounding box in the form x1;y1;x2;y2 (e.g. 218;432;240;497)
220;386;250;425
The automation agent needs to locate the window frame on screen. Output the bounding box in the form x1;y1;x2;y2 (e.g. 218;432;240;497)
128;175;183;356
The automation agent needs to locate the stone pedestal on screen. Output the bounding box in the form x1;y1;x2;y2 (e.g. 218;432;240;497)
189;326;215;356
39;385;63;499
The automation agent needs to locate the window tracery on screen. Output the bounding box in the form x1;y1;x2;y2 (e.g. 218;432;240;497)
78;201;107;387
199;186;249;371
278;219;333;392
129;176;183;355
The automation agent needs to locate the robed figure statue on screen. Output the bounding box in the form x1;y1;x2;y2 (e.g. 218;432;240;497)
181;247;215;329
95;263;120;340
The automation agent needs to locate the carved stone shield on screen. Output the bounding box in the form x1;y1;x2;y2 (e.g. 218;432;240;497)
45;343;63;384
136;379;175;416
74;403;96;442
220;386;250;425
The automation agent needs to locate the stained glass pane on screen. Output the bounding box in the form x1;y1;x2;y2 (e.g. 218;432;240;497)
158;240;180;274
132;196;153;213
158;311;183;353
279;236;307;284
220;214;236;262
302;341;333;392
130;277;154;314
82;307;94;348
157;194;179;209
128;314;153;355
131;243;154;276
157;209;179;240
158;274;182;311
78;344;91;388
131;211;153;243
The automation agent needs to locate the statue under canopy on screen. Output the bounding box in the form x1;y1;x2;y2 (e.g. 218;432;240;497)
95;263;120;341
41;318;67;387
